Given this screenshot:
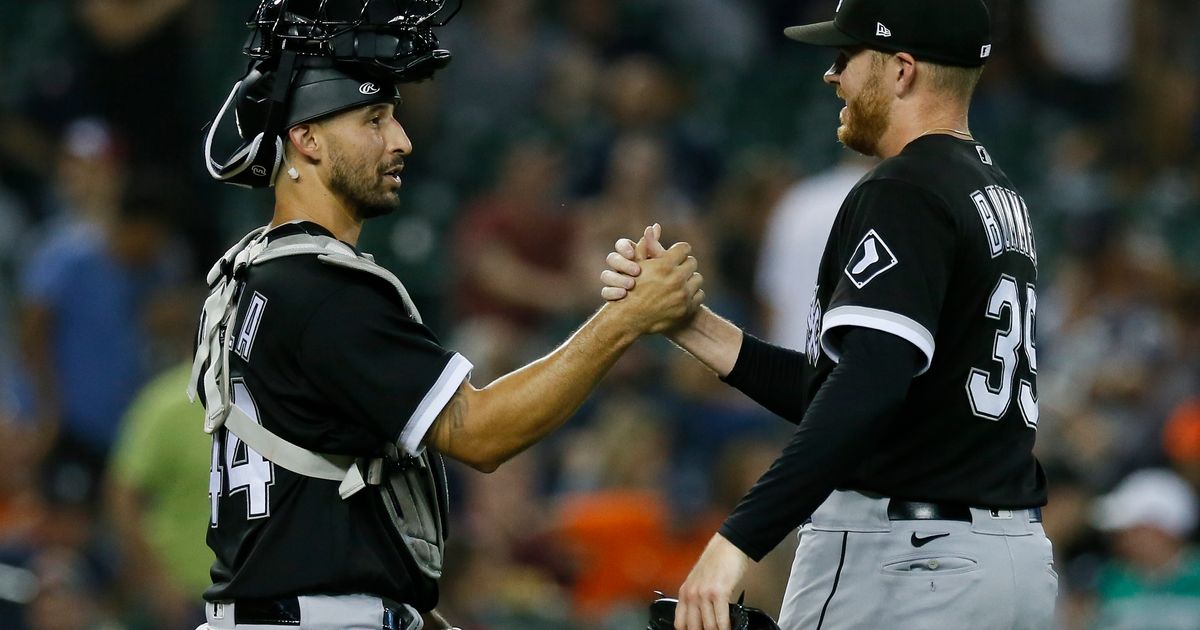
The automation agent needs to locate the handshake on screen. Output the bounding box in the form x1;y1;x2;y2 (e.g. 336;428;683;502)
599;223;705;336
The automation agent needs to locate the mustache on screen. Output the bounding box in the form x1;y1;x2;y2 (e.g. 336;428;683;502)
381;158;406;174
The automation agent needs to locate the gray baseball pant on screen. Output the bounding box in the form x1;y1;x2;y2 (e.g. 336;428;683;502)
778;490;1057;630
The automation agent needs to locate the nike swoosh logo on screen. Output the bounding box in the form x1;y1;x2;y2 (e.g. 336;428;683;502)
851;240;879;274
910;532;950;547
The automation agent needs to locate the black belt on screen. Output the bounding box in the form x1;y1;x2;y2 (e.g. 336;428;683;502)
233;597;417;629
886;500;1042;523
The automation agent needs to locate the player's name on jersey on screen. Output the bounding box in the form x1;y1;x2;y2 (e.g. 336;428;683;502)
970;185;1037;265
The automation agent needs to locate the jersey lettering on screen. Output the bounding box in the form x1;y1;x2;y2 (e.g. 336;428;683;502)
973;186;1036;264
234;292;268;361
805;286;823;364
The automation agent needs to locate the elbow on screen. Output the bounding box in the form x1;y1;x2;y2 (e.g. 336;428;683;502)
471;458;502;474
462;454;503;474
455;445;507;474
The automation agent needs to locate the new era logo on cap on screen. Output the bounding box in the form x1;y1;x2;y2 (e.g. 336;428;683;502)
980;44;992;58
876;22;891;37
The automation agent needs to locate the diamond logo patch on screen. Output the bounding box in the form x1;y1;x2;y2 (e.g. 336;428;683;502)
845;229;898;289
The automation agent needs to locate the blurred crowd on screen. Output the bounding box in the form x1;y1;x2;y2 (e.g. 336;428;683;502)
0;1;1199;629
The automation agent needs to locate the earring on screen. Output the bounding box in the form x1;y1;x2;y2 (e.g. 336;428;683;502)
287;167;300;181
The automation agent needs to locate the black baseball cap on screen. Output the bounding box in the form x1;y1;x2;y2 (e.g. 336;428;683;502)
785;0;992;68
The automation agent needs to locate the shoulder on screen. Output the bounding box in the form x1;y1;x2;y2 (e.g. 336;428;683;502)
859;150;945;197
846;161;952;219
249;252;393;302
249;253;421;342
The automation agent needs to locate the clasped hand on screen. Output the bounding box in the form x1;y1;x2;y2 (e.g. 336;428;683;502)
603;224;705;334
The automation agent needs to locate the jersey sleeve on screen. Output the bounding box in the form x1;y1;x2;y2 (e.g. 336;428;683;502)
820;179;955;374
300;281;473;456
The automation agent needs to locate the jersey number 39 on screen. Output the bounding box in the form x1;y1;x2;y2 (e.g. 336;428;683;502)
965;275;1038;428
209;380;275;527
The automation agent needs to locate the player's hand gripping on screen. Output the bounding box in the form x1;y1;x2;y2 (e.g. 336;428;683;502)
605;225;704;334
674;533;751;630
601;224;705;332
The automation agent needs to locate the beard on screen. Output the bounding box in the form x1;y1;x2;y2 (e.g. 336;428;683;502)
327;139;402;220
837;68;892;157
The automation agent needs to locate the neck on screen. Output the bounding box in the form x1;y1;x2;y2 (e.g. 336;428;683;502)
272;179;363;246
876;96;971;159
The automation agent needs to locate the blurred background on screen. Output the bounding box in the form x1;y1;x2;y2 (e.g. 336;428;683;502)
0;0;1198;628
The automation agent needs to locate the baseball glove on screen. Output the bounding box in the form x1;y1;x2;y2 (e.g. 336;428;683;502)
647;593;781;630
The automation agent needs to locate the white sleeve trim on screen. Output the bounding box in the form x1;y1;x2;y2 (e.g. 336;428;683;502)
820;306;935;375
399;353;474;456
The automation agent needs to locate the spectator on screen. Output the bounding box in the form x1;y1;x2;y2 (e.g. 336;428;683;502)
1090;469;1200;629
16;169;185;500
105;360;211;629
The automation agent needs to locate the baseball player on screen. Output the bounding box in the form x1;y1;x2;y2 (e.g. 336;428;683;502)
192;2;701;629
604;1;1056;628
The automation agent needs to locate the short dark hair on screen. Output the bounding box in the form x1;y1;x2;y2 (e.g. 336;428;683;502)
921;61;985;102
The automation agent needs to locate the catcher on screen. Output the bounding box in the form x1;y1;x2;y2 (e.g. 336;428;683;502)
192;1;701;628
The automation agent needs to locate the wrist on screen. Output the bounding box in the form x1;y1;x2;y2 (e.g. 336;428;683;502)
594;301;646;347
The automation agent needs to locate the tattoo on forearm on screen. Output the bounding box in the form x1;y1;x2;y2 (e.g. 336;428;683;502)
433;390;468;450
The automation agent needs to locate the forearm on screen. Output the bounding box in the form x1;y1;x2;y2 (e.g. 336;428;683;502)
665;306;743;377
721;333;810;423
719;328;920;560
432;302;639;470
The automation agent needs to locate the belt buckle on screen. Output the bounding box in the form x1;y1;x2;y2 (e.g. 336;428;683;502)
989;509;1014;520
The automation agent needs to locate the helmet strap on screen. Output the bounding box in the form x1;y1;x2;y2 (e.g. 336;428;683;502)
262;49;300;151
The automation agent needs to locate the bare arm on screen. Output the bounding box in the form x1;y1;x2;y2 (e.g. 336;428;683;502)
664;306;744;378
426;244;702;472
602;228;743;377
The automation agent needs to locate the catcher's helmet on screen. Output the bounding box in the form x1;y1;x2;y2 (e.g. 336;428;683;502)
205;0;459;188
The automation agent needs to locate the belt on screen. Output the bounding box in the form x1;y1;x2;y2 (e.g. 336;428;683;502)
886;499;1042;523
233;597;418;629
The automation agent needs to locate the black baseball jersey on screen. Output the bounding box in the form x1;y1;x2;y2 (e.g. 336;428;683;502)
805;134;1046;507
202;222;472;609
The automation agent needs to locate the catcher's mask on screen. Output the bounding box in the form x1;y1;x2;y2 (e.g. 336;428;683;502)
205;0;459;189
647;593;781;630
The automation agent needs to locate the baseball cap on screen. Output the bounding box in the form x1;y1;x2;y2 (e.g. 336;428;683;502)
1092;469;1199;538
784;0;993;68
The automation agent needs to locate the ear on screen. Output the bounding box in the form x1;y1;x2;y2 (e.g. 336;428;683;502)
286;123;320;162
893;52;918;97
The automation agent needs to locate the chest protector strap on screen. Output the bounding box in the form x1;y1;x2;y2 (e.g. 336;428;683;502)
187;225;446;578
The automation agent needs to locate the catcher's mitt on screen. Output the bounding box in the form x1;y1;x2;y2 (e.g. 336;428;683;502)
647;593;781;630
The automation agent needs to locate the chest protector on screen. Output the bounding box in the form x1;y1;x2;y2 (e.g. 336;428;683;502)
188;225;448;579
